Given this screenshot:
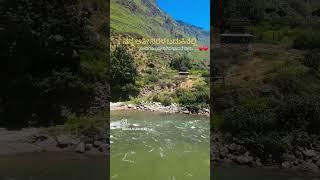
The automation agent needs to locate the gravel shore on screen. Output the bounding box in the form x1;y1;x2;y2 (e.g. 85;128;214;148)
111;102;210;116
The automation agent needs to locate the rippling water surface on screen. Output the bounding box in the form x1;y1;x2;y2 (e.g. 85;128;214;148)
3;111;314;180
111;111;210;180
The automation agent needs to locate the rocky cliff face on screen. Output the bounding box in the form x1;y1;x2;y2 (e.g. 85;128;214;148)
176;20;210;44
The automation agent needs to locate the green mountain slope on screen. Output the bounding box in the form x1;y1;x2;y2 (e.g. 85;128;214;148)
111;0;209;42
110;0;210;74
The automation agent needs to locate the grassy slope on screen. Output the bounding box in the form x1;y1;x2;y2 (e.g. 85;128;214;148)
110;0;209;39
111;3;161;37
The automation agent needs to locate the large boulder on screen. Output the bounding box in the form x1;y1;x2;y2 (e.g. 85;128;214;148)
93;140;103;148
227;143;245;155
56;135;79;148
234;152;254;165
299;160;319;173
302;149;317;158
99;143;109;153
281;161;292;169
75;142;85;153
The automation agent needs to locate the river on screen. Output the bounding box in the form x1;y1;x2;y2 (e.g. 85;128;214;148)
0;111;317;180
111;111;210;180
111;111;318;180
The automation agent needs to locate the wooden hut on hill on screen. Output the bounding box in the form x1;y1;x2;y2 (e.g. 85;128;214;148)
178;66;189;77
219;18;254;49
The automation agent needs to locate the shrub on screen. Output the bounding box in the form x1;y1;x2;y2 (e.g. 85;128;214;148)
292;31;320;50
130;98;143;105
291;131;318;149
221;97;277;136
170;55;192;71
120;83;139;99
80;49;108;81
261;134;288;161
177;90;197;105
273;63;307;94
175;83;209;112
176;82;209;105
249;133;288;162
160;96;173;106
277;95;320;134
151;93;173;106
62;113;106;141
302;50;320;73
201;71;210;77
146;73;159;84
193;84;210;104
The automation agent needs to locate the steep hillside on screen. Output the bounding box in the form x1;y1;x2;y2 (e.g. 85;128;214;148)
110;0;210;78
110;0;209;42
222;0;320;23
211;0;320;171
176;20;210;45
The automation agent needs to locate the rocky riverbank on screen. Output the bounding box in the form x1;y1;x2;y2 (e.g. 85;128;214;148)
211;131;320;176
111;102;210;116
0;127;109;155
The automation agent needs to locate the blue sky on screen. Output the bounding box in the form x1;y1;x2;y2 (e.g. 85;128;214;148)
157;0;210;30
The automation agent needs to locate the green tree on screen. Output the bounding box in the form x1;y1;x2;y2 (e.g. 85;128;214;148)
110;46;139;101
0;0;98;127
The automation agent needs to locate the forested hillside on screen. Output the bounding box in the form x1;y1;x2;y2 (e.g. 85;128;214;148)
0;0;109;127
212;0;320;172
